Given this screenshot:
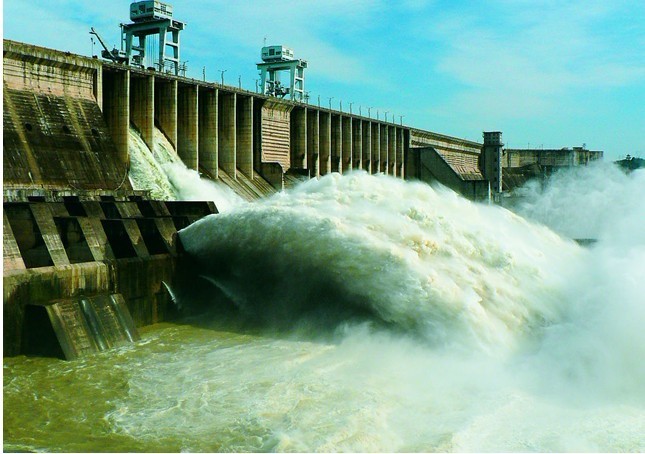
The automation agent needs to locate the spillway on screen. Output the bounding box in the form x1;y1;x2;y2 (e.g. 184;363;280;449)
128;125;245;211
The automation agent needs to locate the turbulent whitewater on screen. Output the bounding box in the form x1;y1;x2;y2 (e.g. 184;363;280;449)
180;172;582;352
128;126;243;210
4;165;644;452
174;167;644;450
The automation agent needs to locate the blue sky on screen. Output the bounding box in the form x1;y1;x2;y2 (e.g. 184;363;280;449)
3;0;644;160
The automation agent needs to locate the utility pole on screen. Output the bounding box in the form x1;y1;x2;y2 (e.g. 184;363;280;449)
368;107;372;118
349;102;354;115
238;75;241;89
202;66;206;81
218;69;227;86
328;97;334;109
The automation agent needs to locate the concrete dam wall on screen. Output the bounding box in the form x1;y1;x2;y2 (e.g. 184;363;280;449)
4;41;412;187
3;39;487;359
3;41;128;194
3;39;487;195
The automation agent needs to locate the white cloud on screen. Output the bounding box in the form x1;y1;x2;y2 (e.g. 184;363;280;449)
425;1;645;120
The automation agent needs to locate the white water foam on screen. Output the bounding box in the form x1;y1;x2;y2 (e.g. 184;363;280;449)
180;172;583;353
508;163;645;405
510;160;645;242
109;168;644;451
128;126;244;211
128;128;176;200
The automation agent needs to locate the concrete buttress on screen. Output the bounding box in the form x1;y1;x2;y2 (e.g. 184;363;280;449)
218;91;236;176
130;74;155;150
388;125;396;177
307;108;320;178
330;114;342;173
290;107;307;170
319;111;331;175
371;122;380;175
102;69;130;168
362;120;371;173
352;118;362;170
380;124;388;174
236;95;253;178
198;87;218;179
341;116;352;173
178;83;199;170
154;78;178;149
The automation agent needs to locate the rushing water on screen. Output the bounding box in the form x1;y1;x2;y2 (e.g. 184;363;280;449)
128;126;244;210
4;162;645;452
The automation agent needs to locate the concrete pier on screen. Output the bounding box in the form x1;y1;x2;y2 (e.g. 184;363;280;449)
352;119;362;170
342;116;352;172
319;111;331;175
155;78;178;149
362;120;372;173
371;122;380;174
397;128;405;178
178;83;199;170
331;114;342;173
218;91;236;175
236;95;253;177
3;211;26;271
130;74;154;150
102;69;130;168
380;124;388;174
388;125;396;176
291;107;307;170
307;108;320;177
198;87;218;178
30;203;70;267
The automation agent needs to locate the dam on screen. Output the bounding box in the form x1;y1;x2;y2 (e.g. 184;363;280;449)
2;35;495;358
5;3;644;451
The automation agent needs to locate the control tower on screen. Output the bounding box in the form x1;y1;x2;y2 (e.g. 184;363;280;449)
257;45;307;102
481;131;504;197
122;1;186;75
